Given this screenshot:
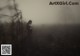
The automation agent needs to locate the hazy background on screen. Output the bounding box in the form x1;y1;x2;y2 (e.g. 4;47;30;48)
0;0;80;56
16;0;80;25
0;0;80;25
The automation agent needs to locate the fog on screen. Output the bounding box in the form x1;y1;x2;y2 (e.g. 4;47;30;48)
16;0;80;25
0;0;80;25
0;0;80;56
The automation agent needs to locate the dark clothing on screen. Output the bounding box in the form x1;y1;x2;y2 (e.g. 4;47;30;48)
26;22;33;56
26;23;32;35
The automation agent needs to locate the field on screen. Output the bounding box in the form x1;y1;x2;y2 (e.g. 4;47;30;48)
0;23;80;56
18;24;80;56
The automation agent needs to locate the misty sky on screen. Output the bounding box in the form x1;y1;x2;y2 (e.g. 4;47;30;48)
0;0;80;25
16;0;80;25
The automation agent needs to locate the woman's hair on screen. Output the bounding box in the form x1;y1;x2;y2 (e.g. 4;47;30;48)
28;20;32;24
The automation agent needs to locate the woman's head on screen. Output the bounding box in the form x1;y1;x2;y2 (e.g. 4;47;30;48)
28;20;32;24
